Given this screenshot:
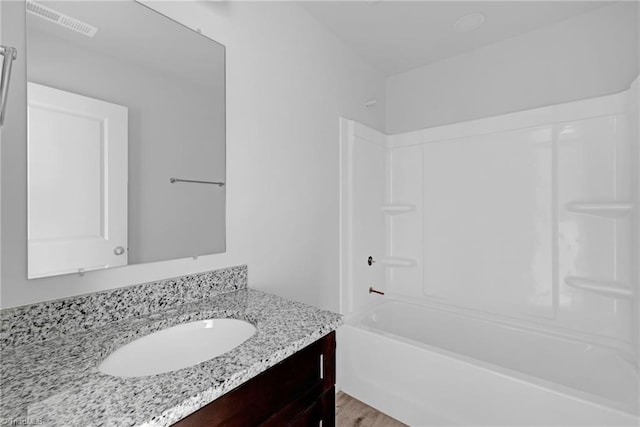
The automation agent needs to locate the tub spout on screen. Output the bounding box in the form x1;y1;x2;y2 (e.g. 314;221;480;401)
369;287;384;295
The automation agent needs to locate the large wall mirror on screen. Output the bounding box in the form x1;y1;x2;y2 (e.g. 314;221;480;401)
25;0;226;279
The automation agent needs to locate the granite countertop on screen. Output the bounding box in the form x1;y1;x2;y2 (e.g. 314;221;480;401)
1;288;342;426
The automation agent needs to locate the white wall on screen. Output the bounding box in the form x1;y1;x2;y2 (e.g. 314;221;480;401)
386;2;640;133
0;1;385;309
629;78;640;362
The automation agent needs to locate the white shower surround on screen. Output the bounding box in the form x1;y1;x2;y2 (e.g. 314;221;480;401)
338;79;639;425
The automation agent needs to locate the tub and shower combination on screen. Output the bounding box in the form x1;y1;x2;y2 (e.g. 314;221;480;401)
339;80;639;425
341;302;637;426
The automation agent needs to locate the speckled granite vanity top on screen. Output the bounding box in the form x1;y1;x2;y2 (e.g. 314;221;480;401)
0;266;342;426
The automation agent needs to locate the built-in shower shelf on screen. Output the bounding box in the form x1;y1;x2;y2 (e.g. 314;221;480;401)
564;276;632;298
565;201;633;218
379;257;416;267
380;204;416;214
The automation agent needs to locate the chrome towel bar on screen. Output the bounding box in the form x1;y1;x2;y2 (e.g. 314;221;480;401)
0;45;18;127
170;177;225;187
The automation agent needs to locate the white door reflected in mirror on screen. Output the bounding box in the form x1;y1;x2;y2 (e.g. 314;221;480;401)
27;82;128;278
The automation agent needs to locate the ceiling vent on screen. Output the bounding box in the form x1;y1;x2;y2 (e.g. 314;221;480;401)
454;12;485;33
27;0;98;38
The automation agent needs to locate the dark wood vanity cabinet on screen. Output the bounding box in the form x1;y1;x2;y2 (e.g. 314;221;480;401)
173;331;336;427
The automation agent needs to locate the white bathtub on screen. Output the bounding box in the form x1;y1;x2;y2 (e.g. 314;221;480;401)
339;301;639;426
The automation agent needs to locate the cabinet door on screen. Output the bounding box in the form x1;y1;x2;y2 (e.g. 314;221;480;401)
28;82;128;278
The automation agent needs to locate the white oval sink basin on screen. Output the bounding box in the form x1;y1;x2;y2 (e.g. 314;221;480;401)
98;318;256;377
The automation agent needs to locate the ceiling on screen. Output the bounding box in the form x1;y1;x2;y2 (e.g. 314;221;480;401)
27;1;225;90
300;1;612;76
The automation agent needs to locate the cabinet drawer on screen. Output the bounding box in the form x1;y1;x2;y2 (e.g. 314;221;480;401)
287;389;336;427
173;331;335;427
